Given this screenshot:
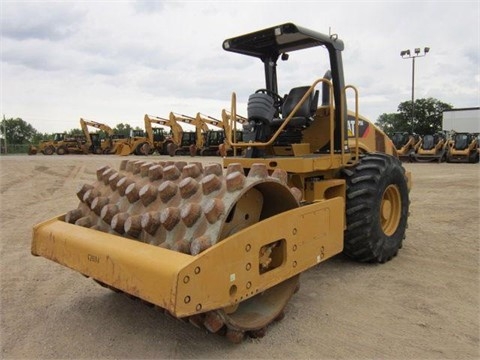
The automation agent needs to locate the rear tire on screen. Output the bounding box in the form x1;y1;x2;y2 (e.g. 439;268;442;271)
167;142;177;157
159;141;171;155
56;146;67;155
134;142;150;156
189;144;197;157
469;151;479;163
342;153;409;263
43;146;55;155
446;152;452;163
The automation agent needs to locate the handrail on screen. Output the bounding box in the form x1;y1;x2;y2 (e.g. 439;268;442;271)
221;109;248;157
344;85;360;166
230;92;237;156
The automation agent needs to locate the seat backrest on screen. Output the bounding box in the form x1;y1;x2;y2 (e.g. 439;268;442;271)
282;86;318;119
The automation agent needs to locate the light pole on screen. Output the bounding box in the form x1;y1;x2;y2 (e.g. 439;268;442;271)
400;47;430;133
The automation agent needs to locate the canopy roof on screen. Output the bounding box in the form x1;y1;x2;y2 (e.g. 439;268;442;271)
222;23;344;59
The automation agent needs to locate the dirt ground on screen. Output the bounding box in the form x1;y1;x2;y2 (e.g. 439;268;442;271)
0;154;478;359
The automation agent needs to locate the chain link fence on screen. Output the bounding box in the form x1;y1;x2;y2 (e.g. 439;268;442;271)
0;143;31;154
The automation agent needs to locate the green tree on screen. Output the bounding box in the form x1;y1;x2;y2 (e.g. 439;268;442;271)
0;117;38;144
113;123;133;137
376;98;453;136
31;132;51;144
67;128;83;137
375;113;404;136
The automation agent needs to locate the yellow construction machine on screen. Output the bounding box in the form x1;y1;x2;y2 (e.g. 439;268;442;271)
143;114;174;155
115;116;172;157
113;129;153;156
170;113;208;156
391;132;420;161
167;112;244;157
31;23;411;343
144;113;183;156
28;133;64;155
29;133;88;155
446;132;479;163
412;132;448;162
54;135;88;155
200;109;248;157
174;112;237;157
192;113;225;156
79;118;129;155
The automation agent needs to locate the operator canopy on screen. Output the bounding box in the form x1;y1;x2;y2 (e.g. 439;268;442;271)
222;23;344;60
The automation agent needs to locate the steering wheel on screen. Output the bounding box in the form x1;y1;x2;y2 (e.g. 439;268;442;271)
255;89;284;108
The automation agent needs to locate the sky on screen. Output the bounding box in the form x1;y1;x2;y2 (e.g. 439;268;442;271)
1;0;479;134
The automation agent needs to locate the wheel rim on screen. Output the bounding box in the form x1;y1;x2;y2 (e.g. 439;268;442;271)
381;184;402;236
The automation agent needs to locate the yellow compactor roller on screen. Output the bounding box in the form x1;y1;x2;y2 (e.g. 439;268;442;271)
31;23;411;343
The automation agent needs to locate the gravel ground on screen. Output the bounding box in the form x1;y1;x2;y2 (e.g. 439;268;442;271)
1;155;478;359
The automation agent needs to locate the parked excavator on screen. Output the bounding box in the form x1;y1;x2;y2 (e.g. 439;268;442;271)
144;113;183;156
31;23;411;344
79;118;129;155
115;115;172;156
446;131;479;163
144;112;199;157
412;132;448;162
170;113;208;156
143;114;173;155
196;111;247;157
170;111;247;157
192;113;226;156
391;132;420;161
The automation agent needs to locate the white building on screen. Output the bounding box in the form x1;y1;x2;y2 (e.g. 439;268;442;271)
442;107;480;133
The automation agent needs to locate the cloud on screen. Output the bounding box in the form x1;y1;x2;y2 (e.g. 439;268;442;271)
131;0;167;14
2;2;85;41
1;1;479;135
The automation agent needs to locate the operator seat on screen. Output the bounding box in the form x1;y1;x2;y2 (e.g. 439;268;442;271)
243;86;319;157
271;86;319;128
